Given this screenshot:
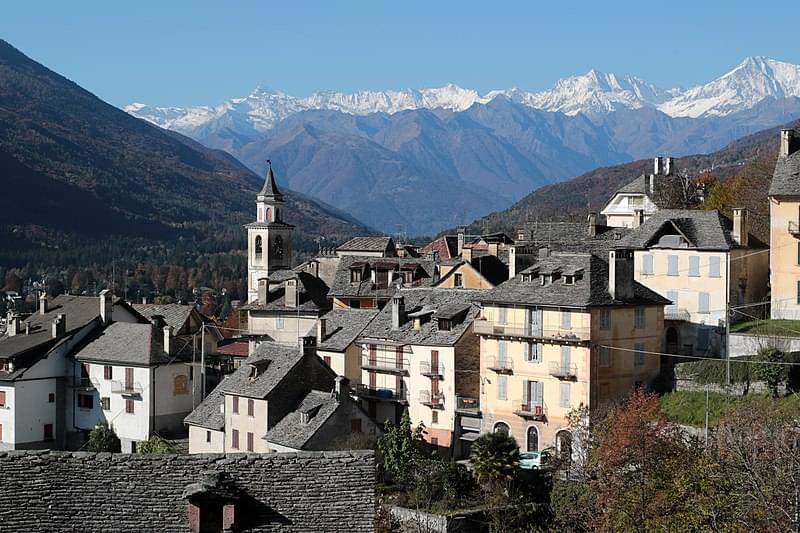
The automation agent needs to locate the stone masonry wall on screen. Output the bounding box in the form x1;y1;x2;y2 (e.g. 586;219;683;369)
0;450;375;532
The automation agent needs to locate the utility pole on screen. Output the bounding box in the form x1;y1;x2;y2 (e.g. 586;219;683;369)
704;385;709;447
726;252;731;386
200;324;206;400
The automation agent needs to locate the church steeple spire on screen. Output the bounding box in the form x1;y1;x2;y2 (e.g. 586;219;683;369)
258;159;283;202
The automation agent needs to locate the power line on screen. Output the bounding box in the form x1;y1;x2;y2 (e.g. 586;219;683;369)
600;344;800;366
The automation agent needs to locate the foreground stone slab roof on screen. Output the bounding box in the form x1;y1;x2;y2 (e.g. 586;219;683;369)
0;450;375;532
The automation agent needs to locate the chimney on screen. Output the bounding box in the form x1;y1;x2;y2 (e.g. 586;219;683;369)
654;157;664;176
608;249;634;301
6;313;19;337
588;212;598;237
51;314;66;339
780;129;800;157
457;227;465;256
488;242;499;257
163;325;173;356
317;317;327;344
633;209;645;228
334;375;350;402
99;289;111;325
142;296;147;305
301;335;316;358
24;322;30;335
285;278;298;308
151;314;166;330
665;157;675;176
39;293;48;315
462;247;472;262
257;278;268;306
732;208;749;247
644;173;653;197
391;296;406;330
516;228;527;242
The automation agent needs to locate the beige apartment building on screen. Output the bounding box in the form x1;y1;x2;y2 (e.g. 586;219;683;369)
601;157;678;229
474;251;667;456
316;308;378;384
769;127;800;319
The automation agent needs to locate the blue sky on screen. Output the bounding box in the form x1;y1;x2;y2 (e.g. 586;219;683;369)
3;1;799;108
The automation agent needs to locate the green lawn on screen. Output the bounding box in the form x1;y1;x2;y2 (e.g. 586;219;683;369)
730;319;800;337
660;390;800;426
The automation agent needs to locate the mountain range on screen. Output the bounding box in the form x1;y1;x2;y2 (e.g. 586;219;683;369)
127;57;800;235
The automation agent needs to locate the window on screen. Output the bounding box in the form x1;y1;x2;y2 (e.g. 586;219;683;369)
431;411;438;425
797;280;800;306
699;292;710;314
563;275;574;285
77;394;94;409
525;343;542;363
559;382;571;408
560;310;571;329
599;346;611;367
454;273;463;288
231;429;240;450
246;432;254;452
125;399;135;414
206;430;212;443
493;422;510;436
48;393;55;403
174;375;188;395
101;397;110;411
527;426;539;452
350;268;362;283
498;307;508;324
667;255;679;276
497;375;508;400
687;256;700;277
709;256;721;277
255;235;263;257
247;399;255;417
438;318;452;331
642;254;654;275
104;366;113;380
323;356;331;367
0;390;7;407
275;316;285;330
43;424;53;441
232;396;239;414
599;308;610;330
351;418;362;433
634;307;646;329
667;290;678;309
634;343;645;367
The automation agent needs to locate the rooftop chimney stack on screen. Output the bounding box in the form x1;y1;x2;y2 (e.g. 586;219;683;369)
99;289;111;325
588;212;598;237
517;228;527;241
285;278;298;308
608;249;634;301
301;335;317;358
334;375;350;402
780;129;800;158
457;227;465;256
732;208;749;247
317;317;327;344
51;314;66;339
257;278;268;306
39;293;48;315
633;209;645;228
665;157;675;176
391;296;406;330
654;157;664;176
6;313;19;337
163;325;173;356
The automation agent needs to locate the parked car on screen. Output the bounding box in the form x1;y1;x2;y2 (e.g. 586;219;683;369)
519;449;553;470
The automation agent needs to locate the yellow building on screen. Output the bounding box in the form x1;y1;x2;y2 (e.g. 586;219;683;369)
475;251;666;456
316;308;378;384
769;127;800;319
436;255;509;289
618;209;768;355
356;289;482;457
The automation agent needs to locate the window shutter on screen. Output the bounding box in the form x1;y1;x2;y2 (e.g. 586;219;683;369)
699;292;710;313
535;381;544;405
668;255;678;275
497;375;507;400
710;256;721;277
560;383;570;408
561;310;571;329
643;254;653;274
689;256;700;277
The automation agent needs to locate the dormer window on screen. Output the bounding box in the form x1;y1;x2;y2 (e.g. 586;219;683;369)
300;412;310;424
438;318;452;331
564;275;575;285
540;275;547;286
248;365;259;380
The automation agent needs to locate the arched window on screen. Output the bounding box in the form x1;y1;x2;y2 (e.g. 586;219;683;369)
493;422;510;436
265;207;272;222
255;235;263;257
527;426;539;452
555;429;572;462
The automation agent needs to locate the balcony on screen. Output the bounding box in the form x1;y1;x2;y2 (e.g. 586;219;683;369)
455;396;481;416
473;319;590;344
419;361;444;378
548;362;578;380
355;384;408;404
513;400;546;421
486;356;513;374
665;306;691;322
789;220;800;237
361;355;409;375
420;390;445;409
111;380;143;396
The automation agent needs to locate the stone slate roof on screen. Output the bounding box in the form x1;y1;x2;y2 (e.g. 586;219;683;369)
611;173;685;209
479;253;670;308
132;303;194;332
184;377;228;431
220;341;304;399
318;309;379;352
243;220;295;230
242;272;331;314
359;288;481;346
75;322;171;366
0;450;375;532
328;255;438;299
336;236;394;253
770;144;800;197
616;209;765;251
420;235;459;260
258;164;283;200
265;390;339;449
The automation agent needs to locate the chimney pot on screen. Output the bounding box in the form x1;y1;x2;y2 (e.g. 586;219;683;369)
633;209;645;228
665;157;675;176
780;129;800;158
334;375;350;401
39;293;48;315
7;313;20;337
588;213;598;237
163;325;173;355
301;335;316;357
732;208;749;247
257;278;268;306
608;249;634;301
654;157;664;176
285;278;298;308
391;296;406;330
457;227;465;256
99;289;111;325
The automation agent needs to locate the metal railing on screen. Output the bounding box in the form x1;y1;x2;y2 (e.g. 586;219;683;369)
548;362;578;380
513;399;546;420
455;396;480;415
486;356;514;373
419;390;445;408
361;355;410;374
789;220;800;235
473;319;590;342
665;306;691;321
355;384;408;403
111;380;143;395
419;361;445;377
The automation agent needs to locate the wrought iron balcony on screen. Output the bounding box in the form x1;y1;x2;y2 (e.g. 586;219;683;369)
486;356;514;374
111;380;143;396
548;362;578;380
419;361;445;378
361;355;409;375
419;390;445;409
354;384;408;403
473;319;590;343
455;396;481;416
513;399;546;420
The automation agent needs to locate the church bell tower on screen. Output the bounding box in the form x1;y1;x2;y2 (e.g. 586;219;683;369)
247;162;294;303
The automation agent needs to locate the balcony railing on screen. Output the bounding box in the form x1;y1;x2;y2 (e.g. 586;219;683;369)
111;380;143;396
513;400;546;420
789;220;800;237
355;384;408;403
419;361;445;378
486;356;514;374
473;319;590;343
361;355;410;374
548;362;578;380
665;306;691;322
419;390;445;409
455;396;480;416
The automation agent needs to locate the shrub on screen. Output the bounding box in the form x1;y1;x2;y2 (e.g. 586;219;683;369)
86;423;121;452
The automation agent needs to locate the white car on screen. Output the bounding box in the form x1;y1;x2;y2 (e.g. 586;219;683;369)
519;450;552;470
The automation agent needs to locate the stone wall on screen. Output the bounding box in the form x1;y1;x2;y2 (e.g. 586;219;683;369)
0;450;375;532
